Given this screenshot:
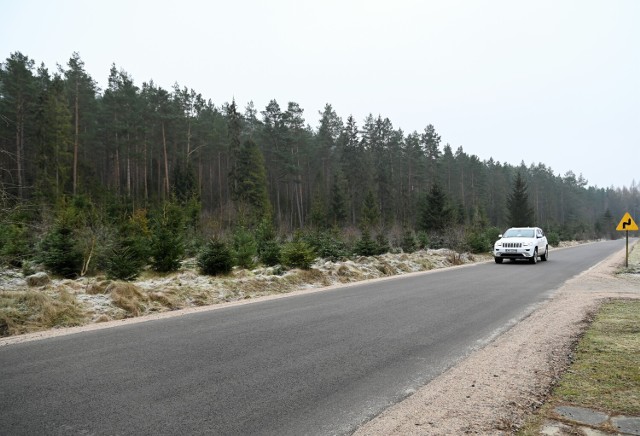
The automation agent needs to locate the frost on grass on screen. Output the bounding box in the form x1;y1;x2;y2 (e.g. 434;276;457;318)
0;249;487;336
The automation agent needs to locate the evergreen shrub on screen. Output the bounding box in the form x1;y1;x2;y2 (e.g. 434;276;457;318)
106;246;143;281
280;240;316;269
427;232;446;249
255;219;280;266
416;231;430;249
401;229;417;253
233;226;257;269
198;239;233;276
0;222;31;267
484;227;501;246
375;233;390;254
547;231;560;246
148;203;185;273
150;223;184;272
303;230;348;261
258;240;281;266
39;222;83;278
354;230;381;256
106;217;150;280
466;231;490;254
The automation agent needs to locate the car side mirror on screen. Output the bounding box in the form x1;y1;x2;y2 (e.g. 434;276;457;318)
498;234;503;238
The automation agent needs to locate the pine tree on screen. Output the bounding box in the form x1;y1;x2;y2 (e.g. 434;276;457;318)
0;52;37;199
172;158;197;203
360;190;380;230
235;138;271;222
418;182;452;232
329;173;347;226
507;172;534;226
62;52;97;196
421;124;441;190
33;69;73;200
226;99;242;199
309;191;328;229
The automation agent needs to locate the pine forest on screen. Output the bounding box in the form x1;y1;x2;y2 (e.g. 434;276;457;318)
1;51;639;279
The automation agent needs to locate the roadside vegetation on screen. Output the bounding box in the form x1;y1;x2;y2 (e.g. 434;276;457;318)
2;186;505;337
0;244;489;337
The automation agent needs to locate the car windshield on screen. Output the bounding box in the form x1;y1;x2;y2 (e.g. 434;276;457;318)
503;228;534;238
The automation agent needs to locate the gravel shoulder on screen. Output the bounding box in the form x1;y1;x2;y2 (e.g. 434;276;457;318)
354;242;640;435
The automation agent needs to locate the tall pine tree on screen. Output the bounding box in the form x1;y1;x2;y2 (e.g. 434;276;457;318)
235;138;271;222
507;172;534;227
419;182;452;232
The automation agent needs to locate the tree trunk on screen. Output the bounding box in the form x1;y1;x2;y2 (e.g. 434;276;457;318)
73;81;79;195
115;145;120;192
162;122;169;198
143;138;148;201
218;152;223;207
16;114;23;199
126;133;132;197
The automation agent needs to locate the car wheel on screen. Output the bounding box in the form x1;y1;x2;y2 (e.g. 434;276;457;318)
541;246;548;261
529;248;538;264
494;257;503;264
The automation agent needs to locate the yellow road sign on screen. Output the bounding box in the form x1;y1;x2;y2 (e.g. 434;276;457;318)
616;212;639;231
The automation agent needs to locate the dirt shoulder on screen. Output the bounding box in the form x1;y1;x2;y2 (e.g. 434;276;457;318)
354;242;640;435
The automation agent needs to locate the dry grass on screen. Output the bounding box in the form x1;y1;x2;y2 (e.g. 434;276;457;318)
0;288;87;336
1;248;484;336
376;261;395;275
85;280;111;295
148;291;183;310
107;282;148;317
336;265;363;281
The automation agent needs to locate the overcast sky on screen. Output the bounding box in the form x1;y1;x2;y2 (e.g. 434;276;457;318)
2;0;639;189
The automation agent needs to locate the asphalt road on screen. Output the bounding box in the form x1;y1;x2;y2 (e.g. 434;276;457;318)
0;240;627;435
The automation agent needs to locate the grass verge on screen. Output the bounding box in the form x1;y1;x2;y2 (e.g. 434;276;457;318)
519;298;640;434
0;289;87;336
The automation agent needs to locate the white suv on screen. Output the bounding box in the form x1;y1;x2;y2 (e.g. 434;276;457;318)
493;227;548;264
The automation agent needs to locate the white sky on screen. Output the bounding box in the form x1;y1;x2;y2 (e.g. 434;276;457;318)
2;0;639;189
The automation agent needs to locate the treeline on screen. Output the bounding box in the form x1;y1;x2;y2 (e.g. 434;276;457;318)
1;51;639;275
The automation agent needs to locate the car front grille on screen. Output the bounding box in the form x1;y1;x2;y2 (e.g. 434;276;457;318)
503;242;522;248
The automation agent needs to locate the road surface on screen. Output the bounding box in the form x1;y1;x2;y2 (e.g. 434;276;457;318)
0;240;626;435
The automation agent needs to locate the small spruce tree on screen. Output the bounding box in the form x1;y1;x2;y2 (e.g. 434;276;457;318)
40;221;83;278
354;229;379;256
255;218;280;266
150;201;185;273
198;239;233;276
401;228;417;253
232;226;257;269
280;239;316;270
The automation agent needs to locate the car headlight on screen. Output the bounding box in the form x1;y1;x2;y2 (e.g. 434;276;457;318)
521;241;532;246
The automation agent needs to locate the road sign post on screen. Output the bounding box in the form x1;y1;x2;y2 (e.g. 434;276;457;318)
616;212;639;268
